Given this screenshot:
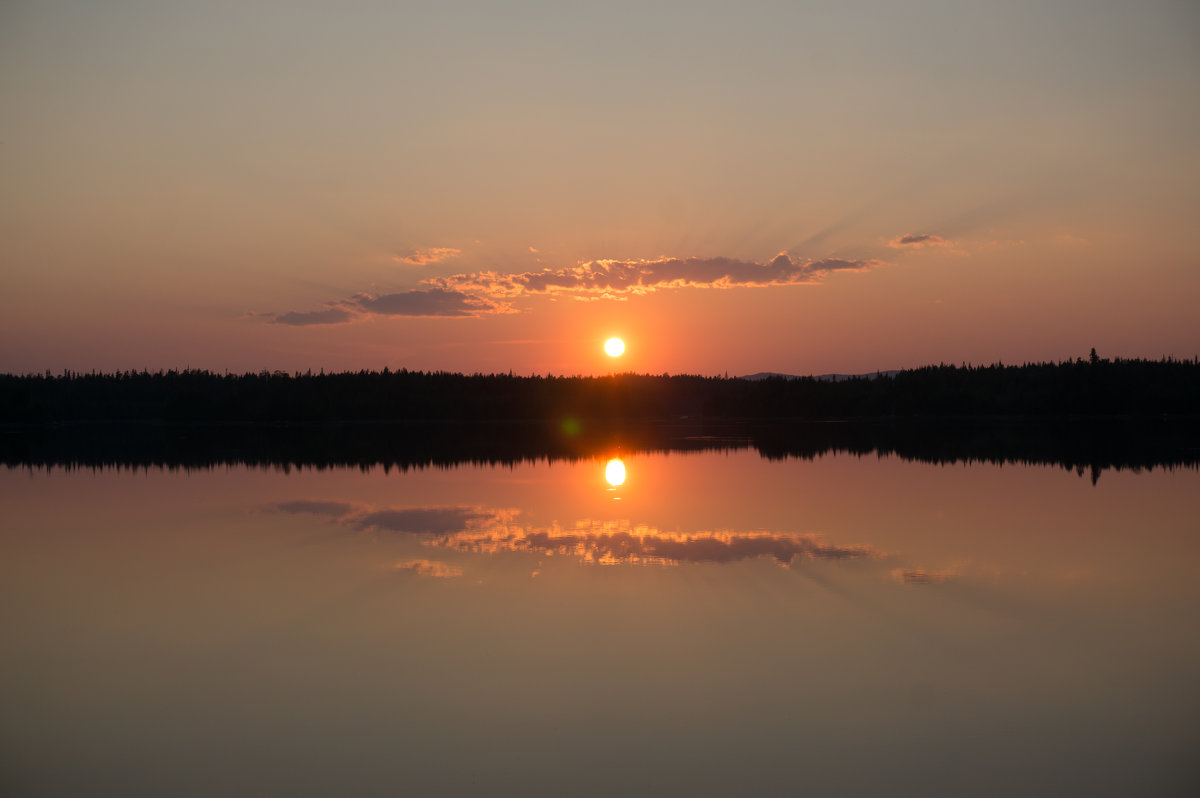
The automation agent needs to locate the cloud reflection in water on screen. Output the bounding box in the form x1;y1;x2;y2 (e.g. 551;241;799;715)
272;501;876;569
431;519;876;567
395;559;463;579
892;568;954;585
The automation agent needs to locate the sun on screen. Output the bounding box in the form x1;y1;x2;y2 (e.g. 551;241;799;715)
604;337;625;357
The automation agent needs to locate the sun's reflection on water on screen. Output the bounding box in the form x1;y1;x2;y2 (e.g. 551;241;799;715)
605;458;626;488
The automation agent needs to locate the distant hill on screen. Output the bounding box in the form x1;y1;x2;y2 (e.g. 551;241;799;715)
739;371;902;382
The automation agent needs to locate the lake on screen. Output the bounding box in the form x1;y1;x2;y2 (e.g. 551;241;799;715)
2;442;1198;796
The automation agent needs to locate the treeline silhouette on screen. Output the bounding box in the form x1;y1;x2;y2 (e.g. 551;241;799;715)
3;353;1198;424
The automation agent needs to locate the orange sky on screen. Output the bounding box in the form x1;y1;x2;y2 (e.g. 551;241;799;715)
1;1;1197;376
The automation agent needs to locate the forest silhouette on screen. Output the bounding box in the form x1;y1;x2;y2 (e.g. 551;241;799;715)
3;355;1197;479
3;353;1197;424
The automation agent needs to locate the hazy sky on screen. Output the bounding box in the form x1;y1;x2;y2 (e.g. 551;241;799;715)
2;0;1197;375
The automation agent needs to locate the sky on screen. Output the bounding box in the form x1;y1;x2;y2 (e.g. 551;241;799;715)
2;0;1198;377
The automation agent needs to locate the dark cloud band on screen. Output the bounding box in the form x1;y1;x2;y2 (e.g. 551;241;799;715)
263;252;885;324
433;253;881;299
267;288;509;325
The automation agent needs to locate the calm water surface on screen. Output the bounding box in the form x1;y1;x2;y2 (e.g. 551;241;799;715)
2;450;1198;796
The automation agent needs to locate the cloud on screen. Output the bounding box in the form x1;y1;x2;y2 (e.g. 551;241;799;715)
355;288;512;317
431;253;882;300
888;233;953;250
271;307;356;326
268;288;511;325
396;559;462;578
393;247;461;266
261;251;884;323
982;239;1026;251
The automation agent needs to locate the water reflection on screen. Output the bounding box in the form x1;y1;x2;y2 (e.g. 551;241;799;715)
892;567;955;585
4;448;1199;796
432;520;876;567
395;559;462;579
6;418;1198;480
273;500;512;534
604;457;626;487
273;500;874;569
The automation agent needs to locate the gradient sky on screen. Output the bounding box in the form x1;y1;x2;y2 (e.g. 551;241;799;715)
2;0;1198;376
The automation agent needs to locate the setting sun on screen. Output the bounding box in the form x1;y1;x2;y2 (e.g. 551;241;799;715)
604;338;625;357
